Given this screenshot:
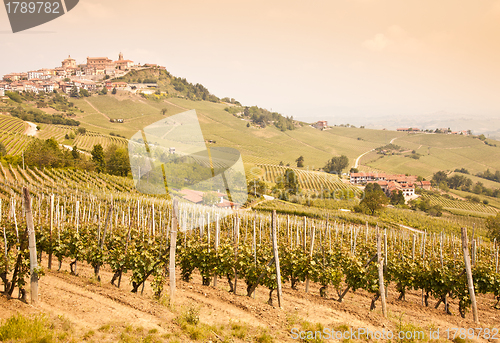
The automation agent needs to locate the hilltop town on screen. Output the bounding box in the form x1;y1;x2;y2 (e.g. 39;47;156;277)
0;53;162;97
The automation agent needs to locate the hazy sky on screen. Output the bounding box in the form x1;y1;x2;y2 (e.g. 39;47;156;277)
1;0;500;125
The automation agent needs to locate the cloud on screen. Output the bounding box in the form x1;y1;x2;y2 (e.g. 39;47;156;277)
363;25;422;53
363;33;392;51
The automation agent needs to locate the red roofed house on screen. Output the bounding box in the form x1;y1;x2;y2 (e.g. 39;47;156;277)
180;189;235;207
313;121;328;130
416;180;431;190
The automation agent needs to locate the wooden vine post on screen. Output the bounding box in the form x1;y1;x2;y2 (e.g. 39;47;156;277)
1;199;9;293
305;225;315;293
271;210;283;308
23;187;38;305
48;194;54;270
213;213;220;287
377;230;387;318
461;227;479;324
169;199;179;307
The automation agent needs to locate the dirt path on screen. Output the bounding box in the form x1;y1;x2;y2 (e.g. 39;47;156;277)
354;136;398;169
354;149;374;168
24;121;38;137
84;99;111;120
61;144;92;157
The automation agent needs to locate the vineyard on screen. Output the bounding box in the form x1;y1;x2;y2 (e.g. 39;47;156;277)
36;124;76;141
0;131;34;156
420;193;498;217
0;114;28;134
0;167;499;335
256;164;357;193
74;131;128;152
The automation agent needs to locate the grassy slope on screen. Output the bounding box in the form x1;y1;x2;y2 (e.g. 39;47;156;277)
70;94;500;182
363;133;500;178
73;94;409;169
5;91;500;191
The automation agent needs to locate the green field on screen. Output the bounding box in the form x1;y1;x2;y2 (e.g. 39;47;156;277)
68;94;407;169
6;92;500;182
363;133;500;178
255;164;357;192
420;193;498;216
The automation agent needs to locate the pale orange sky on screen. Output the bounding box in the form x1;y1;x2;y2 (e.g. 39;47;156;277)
1;0;500;126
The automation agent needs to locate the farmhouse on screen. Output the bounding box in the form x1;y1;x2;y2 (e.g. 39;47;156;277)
366;180;416;198
313;121;328;130
350;171;433;199
180;189;233;207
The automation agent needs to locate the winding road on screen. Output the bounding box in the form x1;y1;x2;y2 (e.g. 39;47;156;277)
353;136;399;168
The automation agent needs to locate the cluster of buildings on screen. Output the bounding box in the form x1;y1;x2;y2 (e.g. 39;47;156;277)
350;172;431;198
397;127;470;136
0;53;161;96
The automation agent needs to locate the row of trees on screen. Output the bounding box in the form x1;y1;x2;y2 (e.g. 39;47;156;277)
21;137;130;177
432;171;500;198
242;106;295;131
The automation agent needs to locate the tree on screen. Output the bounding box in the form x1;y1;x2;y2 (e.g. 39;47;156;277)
91;144;106;173
105;144;130;176
390;190;405;205
432;171;448;187
70;86;79;98
71;146;80;160
112;87;117;95
161;108;168;115
77;127;87;135
100;86;108;95
296;156;304;168
324;155;349;175
248;179;267;197
486;213;500;242
350;167;359;174
284;169;300;195
24;138;65;168
79;88;90;97
359;183;388;215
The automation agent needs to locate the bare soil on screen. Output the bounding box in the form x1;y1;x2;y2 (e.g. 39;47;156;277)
1;257;500;342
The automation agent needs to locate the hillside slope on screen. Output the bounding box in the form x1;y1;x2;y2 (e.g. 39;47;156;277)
2;258;499;343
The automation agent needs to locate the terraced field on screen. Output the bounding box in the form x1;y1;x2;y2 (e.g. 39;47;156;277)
74;131;128;151
256;164;357;192
0;113;28;133
0;131;34;155
420;193;498;217
36;124;75;141
0;164;137;200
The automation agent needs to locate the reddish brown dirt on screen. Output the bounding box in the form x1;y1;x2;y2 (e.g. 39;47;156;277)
1;257;500;342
